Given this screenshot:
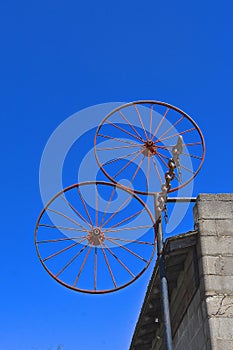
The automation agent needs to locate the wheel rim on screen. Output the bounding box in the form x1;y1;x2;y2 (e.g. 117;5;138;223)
35;181;156;294
94;100;206;195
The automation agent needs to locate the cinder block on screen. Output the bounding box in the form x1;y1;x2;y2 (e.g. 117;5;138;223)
200;256;233;276
197;194;233;201
194;195;233;220
200;255;220;275
215;339;233;350
216;219;233;236
201;275;233;295
217;256;233;275
199;236;233;257
197;219;217;236
205;295;233;318
209;317;233;340
195;218;233;237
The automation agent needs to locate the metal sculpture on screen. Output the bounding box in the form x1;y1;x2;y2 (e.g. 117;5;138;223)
94;100;205;349
94;100;205;195
35;181;156;293
35;100;205;350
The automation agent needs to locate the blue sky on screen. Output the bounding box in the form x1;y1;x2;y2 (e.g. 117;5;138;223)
1;1;233;349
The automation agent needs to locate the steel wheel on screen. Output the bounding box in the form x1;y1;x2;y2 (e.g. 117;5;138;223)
35;181;156;294
94;100;205;195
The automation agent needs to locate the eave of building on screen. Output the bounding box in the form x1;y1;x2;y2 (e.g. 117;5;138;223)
129;230;198;350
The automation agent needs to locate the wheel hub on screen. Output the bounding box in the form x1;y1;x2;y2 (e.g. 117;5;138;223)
87;227;105;246
142;139;157;157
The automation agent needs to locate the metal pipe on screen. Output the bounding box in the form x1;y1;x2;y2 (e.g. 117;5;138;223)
166;197;196;203
154;194;173;350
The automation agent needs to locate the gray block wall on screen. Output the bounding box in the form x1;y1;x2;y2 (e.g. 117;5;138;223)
193;194;233;349
152;194;233;350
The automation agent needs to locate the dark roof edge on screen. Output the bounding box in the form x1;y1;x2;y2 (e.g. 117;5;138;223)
129;230;198;349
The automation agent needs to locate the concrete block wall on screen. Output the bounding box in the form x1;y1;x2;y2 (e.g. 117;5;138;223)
152;194;233;350
194;194;233;349
132;194;233;350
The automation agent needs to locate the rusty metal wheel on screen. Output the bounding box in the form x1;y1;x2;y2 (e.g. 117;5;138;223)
94;100;206;195
35;181;156;294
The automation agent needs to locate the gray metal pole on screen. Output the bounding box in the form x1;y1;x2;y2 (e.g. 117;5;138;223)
154;194;173;350
166;197;196;203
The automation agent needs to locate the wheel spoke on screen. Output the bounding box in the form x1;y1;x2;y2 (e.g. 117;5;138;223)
97;133;141;146
99;242;117;287
112;150;143;179
159;149;195;169
180;164;195;174
43;237;87;262
151;157;163;184
156;141;202;149
130;155;146;183
38;224;88;233
184;141;202;147
151;108;170;141
61;196;92;229
156;116;184;142
37;236;87;244
149;105;153;136
77;187;94;227
156;152;169;169
97;144;140;151
56;243;89;277
103;225;152;233
95;185;98;226
73;246;92;287
94;247;97;291
105;237;148;263
119;110;144;141
102;242;135;278
156;145;172;150
156;151;171;161
156;127;196;143
182;152;202;160
146;155;151;185
47;208;89;232
106;120;143;142
99;186;116;227
105;236;154;246
101;195;132;228
105;208;145;230
102;150;142;167
134;105;148;140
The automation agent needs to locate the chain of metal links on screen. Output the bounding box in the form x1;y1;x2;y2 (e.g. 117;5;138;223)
155;136;183;222
156;159;176;222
